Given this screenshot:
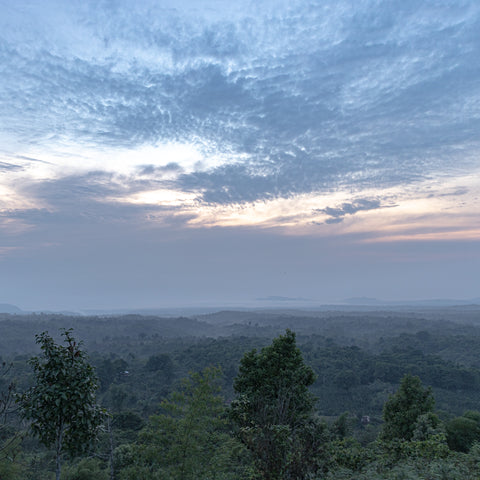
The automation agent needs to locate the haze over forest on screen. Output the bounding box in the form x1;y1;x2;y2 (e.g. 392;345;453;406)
1;0;479;312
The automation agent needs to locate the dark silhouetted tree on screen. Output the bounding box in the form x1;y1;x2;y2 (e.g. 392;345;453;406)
231;329;322;480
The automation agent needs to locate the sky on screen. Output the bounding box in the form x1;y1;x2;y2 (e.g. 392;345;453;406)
0;0;479;311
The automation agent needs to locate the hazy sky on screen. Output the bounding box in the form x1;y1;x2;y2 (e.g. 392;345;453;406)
1;0;479;311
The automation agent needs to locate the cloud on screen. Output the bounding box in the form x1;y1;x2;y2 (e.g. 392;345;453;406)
137;163;184;176
434;187;469;198
317;198;386;224
321;199;382;217
0;0;479;228
325;217;345;225
0;161;22;171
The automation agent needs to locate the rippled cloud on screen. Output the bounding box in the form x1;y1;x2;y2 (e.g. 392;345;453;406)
1;0;480;309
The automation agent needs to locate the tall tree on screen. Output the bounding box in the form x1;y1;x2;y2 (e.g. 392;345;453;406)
119;366;245;480
381;374;436;442
20;330;106;480
230;330;321;480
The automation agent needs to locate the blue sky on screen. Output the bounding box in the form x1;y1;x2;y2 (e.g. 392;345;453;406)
1;0;479;310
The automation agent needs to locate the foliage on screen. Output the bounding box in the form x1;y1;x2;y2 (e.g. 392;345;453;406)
0;360;22;468
19;330;106;479
62;458;109;480
326;437;373;472
382;434;450;462
411;412;443;441
446;411;480;452
144;354;174;377
5;310;480;417
119;366;246;480
231;329;318;479
5;313;480;478
0;456;24;480
95;357;129;392
381;374;436;442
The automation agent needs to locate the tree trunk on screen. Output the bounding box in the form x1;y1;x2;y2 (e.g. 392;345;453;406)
56;423;64;480
56;454;61;480
108;417;115;480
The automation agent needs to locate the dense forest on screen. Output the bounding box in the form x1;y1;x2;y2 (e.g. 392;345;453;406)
1;306;480;479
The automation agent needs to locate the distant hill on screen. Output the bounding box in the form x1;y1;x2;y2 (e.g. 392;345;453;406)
342;297;380;305
0;303;22;314
342;297;480;307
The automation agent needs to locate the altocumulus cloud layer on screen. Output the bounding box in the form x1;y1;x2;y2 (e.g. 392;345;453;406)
1;0;480;309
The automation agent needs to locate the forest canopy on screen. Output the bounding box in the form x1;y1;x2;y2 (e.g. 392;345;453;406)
1;307;480;478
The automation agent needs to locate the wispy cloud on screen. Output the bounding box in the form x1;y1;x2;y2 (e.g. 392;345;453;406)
0;161;22;172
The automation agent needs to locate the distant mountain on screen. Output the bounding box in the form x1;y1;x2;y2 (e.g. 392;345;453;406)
0;303;23;314
255;296;312;303
343;297;381;305
80;307;226;317
33;310;82;316
342;297;480;307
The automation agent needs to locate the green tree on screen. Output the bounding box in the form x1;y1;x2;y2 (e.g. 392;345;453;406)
446;411;480;452
381;374;436;442
230;329;319;480
119;366;245;480
19;330;106;480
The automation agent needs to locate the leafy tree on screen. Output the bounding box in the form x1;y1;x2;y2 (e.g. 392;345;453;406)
446;411;480;452
381;374;436;442
119;366;245;480
230;329;319;480
411;412;444;441
19;330;106;480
